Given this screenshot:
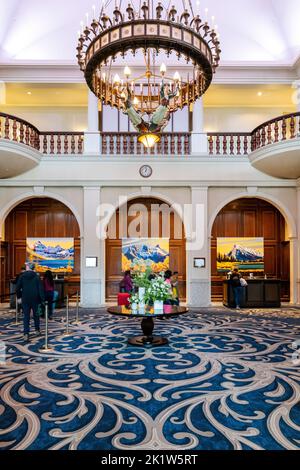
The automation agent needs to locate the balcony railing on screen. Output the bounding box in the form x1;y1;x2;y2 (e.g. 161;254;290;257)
207;132;252;156
101;132;190;156
251;113;300;151
1;111;300;157
0;112;40;150
40;132;84;155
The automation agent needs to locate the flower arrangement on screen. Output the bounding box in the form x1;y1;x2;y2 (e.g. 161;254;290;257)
128;292;139;308
132;267;152;289
145;274;171;303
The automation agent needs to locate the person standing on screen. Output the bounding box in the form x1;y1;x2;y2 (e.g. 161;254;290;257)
171;271;180;306
164;270;173;305
230;268;243;310
12;265;26;312
16;263;44;342
120;270;133;294
43;270;55;320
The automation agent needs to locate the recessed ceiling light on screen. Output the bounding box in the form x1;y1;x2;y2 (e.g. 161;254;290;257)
257;91;263;97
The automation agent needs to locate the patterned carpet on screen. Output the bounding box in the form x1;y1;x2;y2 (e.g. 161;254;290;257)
0;308;299;450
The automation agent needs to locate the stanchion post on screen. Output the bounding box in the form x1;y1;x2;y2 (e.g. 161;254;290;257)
15;295;21;325
72;291;80;325
63;294;72;336
39;302;53;352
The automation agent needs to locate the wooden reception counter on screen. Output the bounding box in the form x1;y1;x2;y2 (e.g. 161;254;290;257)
223;279;281;308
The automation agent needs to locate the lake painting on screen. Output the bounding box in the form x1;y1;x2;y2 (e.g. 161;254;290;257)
26;238;74;273
122;238;169;273
217;237;264;274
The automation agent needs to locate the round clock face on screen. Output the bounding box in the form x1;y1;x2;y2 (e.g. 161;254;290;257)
139;165;153;178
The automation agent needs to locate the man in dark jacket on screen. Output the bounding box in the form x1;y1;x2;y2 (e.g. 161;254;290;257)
16;263;44;342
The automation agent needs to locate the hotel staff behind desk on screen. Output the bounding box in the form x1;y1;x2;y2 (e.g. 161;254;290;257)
223;274;281;309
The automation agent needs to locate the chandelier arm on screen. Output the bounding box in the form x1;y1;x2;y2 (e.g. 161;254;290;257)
165;1;172;20
188;0;194;17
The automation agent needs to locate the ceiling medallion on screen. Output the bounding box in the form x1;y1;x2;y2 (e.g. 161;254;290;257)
77;1;221;147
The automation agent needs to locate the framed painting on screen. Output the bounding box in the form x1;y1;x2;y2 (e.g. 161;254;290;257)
26;238;74;273
217;237;264;274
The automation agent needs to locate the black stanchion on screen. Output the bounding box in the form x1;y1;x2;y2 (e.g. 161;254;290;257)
39;302;53;352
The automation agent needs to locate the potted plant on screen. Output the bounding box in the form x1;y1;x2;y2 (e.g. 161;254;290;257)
145;275;172;313
128;292;139;312
132;267;152;304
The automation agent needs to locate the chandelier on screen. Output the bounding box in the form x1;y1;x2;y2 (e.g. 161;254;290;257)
77;1;221;147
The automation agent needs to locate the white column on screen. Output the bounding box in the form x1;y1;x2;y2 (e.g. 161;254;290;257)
186;186;210;307
289;236;298;305
84;90;101;154
293;80;300;113
81;187;103;307
296;186;300;303
191;98;208;154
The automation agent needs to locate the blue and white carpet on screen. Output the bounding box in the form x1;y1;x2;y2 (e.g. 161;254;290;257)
0;308;299;450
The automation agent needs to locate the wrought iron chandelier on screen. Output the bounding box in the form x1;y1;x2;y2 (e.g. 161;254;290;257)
77;1;221;147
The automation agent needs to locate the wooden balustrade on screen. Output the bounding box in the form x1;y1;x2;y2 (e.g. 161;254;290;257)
0;112;40;150
39;132;84;155
101;132;191;155
208;133;252;156
251;112;300;151
1;111;300;158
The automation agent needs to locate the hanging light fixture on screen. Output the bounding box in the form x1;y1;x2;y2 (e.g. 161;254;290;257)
77;1;221;148
138;133;161;149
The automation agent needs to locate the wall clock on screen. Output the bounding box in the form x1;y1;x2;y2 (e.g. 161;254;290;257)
139;165;153;178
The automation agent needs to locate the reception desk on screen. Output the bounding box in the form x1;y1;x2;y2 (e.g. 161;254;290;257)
223;279;281;308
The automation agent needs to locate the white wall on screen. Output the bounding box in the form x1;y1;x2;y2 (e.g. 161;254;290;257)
204;106;296;133
1;104;296;134
0;106;88;132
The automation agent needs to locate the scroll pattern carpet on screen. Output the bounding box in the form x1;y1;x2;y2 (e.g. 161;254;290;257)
0;308;299;450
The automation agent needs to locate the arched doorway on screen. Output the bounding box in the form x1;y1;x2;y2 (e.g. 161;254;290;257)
0;197;80;300
105;197;186;301
211;198;290;303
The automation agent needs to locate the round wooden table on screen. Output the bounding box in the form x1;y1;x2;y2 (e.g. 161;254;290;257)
107;305;189;347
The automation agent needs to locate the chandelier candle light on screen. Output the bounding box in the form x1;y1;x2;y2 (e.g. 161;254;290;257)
77;1;221;147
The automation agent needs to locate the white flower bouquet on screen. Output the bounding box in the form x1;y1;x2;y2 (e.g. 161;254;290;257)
145;275;171;303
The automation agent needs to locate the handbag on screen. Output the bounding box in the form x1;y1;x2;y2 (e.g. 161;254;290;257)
240;278;248;287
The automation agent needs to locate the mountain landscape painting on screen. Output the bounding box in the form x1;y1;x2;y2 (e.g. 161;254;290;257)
122;238;169;273
26;238;74;273
217;237;264;273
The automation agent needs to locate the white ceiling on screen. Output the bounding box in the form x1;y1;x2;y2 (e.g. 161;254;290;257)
0;0;299;66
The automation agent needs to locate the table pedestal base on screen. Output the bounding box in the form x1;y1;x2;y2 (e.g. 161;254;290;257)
128;336;168;347
128;316;168;347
